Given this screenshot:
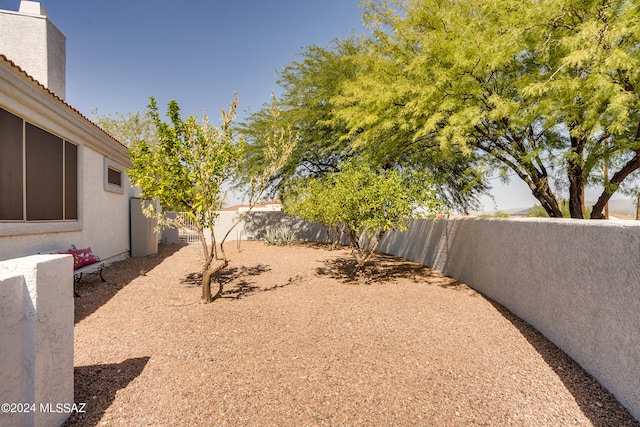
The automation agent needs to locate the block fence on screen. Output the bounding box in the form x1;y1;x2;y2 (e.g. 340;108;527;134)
377;217;640;421
0;254;74;427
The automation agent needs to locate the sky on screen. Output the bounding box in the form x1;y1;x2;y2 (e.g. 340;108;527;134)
0;0;365;119
1;0;619;212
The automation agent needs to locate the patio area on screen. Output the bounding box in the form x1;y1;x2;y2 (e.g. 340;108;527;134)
64;242;639;426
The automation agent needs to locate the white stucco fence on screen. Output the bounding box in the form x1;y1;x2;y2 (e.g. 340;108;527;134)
163;211;326;245
376;217;640;421
0;254;74;427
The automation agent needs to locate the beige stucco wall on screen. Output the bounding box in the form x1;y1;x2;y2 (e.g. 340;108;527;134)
0;5;66;98
81;148;131;260
0;254;74;427
195;211;325;245
0;55;131;263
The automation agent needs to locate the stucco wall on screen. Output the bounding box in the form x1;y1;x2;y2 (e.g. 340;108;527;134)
0;254;74;427
192;211;326;244
81;148;131;261
0;144;131;263
377;217;640;421
0;50;131;263
0;7;66;98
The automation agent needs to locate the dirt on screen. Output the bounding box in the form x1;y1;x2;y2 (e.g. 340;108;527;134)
64;241;639;426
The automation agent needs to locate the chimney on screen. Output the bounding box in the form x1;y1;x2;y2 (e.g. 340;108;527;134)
18;1;48;17
0;1;66;99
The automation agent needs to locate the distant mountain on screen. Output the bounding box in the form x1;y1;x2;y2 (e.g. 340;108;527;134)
476;198;637;217
605;198;637;215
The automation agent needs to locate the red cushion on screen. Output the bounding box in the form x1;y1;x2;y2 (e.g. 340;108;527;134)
58;249;82;269
59;247;98;269
73;247;99;268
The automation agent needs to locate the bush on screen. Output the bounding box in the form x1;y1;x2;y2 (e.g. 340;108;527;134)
478;211;510;218
264;226;296;246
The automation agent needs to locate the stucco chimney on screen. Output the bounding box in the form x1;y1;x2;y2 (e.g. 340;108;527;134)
0;1;66;99
18;1;48;17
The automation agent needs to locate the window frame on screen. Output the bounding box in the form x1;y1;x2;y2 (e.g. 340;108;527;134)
0;107;79;229
103;157;125;194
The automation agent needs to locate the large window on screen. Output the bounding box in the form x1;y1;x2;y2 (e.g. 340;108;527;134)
0;107;78;221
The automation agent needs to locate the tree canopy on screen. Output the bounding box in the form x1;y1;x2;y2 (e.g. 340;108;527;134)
127;95;295;303
128;96;242;303
239;37;488;213
334;0;640;219
92;109;156;147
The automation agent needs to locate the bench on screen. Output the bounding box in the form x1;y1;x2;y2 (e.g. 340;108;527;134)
43;245;106;297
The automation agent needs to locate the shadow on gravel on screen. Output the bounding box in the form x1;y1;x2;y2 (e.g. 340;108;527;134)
62;356;151;427
487;299;640;427
315;252;436;285
74;244;183;324
182;264;301;300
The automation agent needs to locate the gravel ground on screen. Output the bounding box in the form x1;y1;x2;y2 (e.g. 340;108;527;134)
64;241;639;426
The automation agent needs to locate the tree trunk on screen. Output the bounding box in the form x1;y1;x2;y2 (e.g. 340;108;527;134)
568;173;585;219
349;228;385;283
591;150;640;219
202;258;229;304
528;176;562;217
567;134;586;219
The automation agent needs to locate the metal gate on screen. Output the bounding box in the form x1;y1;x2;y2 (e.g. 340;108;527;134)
176;212;201;244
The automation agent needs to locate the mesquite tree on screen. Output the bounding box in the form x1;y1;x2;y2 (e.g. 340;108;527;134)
335;0;640;219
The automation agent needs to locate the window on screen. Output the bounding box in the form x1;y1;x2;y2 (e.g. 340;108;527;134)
0;107;78;221
107;167;122;187
104;157;124;194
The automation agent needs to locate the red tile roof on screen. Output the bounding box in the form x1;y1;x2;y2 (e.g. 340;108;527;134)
0;53;126;148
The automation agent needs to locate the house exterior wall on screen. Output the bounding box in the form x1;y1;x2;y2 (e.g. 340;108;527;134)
0;4;66;99
0;55;132;262
80;148;131;261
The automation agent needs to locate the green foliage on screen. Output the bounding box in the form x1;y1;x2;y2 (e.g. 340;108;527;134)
264;226;296;246
127;96;243;303
126;95;295;303
239;38;488;213
128;96;241;232
527;205;551;218
335;0;640;219
235;93;297;204
284;158;440;270
477;211;510;219
528;201;593;219
92;109;156;147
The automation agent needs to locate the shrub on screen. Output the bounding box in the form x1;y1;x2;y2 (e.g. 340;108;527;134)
264;226;296;246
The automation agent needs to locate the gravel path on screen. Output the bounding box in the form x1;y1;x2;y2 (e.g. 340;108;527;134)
64;242;639;426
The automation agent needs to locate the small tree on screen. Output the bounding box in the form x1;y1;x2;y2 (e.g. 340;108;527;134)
285;159;440;278
128;96;241;303
284;176;343;247
128;95;296;303
219;94;297;255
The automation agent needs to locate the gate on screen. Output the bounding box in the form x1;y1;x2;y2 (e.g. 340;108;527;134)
176;212;200;244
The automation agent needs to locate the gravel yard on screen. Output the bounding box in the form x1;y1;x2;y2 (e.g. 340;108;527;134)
64;241;639;426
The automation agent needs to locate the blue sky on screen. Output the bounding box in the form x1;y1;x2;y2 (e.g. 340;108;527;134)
0;0;365;120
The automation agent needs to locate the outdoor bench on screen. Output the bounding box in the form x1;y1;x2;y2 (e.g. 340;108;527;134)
42;245;106;297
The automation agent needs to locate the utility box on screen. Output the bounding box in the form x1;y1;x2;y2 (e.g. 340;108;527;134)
130;198;158;257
